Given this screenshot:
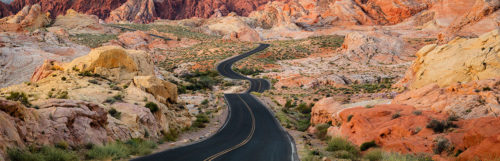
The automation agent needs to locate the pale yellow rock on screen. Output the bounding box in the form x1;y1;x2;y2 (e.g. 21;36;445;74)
396;29;500;89
133;75;178;104
66;46;154;82
3;4;51;29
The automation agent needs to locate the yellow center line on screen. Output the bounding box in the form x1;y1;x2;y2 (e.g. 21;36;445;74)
203;95;256;161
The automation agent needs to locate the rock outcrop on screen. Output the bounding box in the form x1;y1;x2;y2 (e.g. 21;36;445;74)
393;78;500;119
325;104;500;161
65;46;154;83
133;75;178;104
50;9;117;35
249;0;435;29
0;99;108;151
201;14;262;42
341;31;408;65
395;29;500;90
107;0;157;23
0;30;90;88
0;4;51;30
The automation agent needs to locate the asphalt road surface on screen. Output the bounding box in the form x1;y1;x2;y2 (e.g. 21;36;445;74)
133;44;297;161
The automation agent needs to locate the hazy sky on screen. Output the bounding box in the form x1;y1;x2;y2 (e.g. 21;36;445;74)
1;0;12;3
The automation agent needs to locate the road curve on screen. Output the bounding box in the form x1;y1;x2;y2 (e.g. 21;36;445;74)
133;44;297;161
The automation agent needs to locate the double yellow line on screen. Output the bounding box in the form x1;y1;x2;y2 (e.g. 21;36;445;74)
203;95;256;161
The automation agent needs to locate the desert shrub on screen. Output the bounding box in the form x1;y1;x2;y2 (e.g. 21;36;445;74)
201;99;209;105
55;141;69;150
315;124;330;140
284;100;294;108
56;91;69;99
382;152;433;161
6;91;31;107
88;79;99;84
145;102;159;113
391;112;401;119
192;113;210;128
365;105;374;108
163;129;179;142
433;137;451;154
360;141;378;151
296;119;310;132
412;110;422;115
86;142;128;160
426;119;457;133
326;137;359;155
8;146;77;161
108;108;121;119
297;103;312;114
347;115;354;122
364;148;384;161
113;94;123;102
447;115;459;121
69;34;117;48
125;138;157;156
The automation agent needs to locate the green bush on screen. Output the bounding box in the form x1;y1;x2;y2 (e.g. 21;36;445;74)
163;129;179;142
125;138;158;156
412;110;422;115
86;142;129;160
145;102;159;113
8;146;77;161
314;124;330;140
360;141;378;151
296;119;310;132
382;152;433;161
108;108;121;119
6;91;31;107
364;148;384;161
192;113;210;128
297;103;312;114
326;137;359;156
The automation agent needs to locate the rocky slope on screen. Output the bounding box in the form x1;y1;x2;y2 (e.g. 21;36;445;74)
0;45;191;160
395;29;500;90
9;0;127;19
2;0;273;22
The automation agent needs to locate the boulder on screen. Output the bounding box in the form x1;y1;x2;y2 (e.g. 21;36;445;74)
395;29;500;90
133;75;178;104
108;103;161;140
65;46;154;82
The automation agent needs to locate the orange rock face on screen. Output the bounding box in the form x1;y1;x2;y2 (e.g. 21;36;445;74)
327;104;500;160
9;0;127;19
30;60;64;83
393;78;500;119
5;0;273;22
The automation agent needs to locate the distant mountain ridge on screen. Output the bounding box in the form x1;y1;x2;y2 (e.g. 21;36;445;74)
0;0;275;22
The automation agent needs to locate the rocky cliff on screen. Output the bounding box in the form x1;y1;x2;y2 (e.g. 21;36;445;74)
3;0;274;22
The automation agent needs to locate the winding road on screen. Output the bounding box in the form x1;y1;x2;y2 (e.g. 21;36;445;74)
133;44;297;161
